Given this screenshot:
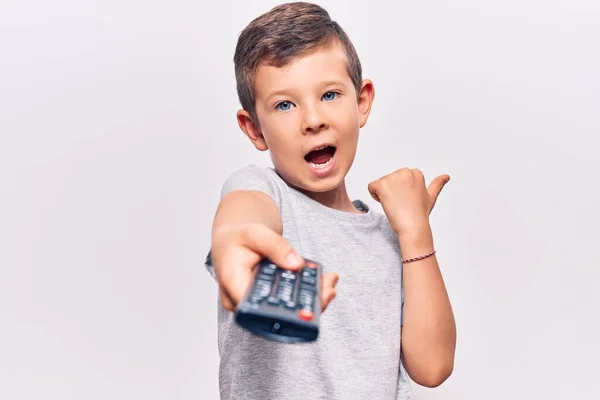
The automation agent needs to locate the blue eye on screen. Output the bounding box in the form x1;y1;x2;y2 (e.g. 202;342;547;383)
276;101;294;111
322;91;337;101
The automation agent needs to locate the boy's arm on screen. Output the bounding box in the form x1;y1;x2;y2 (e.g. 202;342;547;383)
368;168;456;387
399;227;456;388
210;189;339;312
210;190;290;309
212;190;283;237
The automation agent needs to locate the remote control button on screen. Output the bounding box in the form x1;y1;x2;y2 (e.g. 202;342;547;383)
298;289;313;308
261;263;277;275
255;281;272;292
306;261;318;269
285;301;296;309
248;295;263;304
303;267;317;276
252;280;272;302
260;276;272;283
299;283;315;293
280;270;297;281
267;297;280;305
276;281;294;302
298;309;313;321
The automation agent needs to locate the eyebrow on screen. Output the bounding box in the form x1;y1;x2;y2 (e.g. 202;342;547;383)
265;80;347;102
319;80;346;88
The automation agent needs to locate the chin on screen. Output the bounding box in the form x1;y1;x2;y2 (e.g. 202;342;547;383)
286;167;347;195
308;175;345;192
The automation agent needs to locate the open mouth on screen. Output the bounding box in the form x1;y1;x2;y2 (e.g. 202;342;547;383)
304;145;336;169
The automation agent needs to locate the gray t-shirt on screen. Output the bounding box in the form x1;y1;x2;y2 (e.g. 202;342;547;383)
206;165;413;400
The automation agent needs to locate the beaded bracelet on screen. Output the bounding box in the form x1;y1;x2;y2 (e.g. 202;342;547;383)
402;250;436;264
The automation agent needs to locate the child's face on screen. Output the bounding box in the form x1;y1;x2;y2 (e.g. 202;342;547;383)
238;41;374;196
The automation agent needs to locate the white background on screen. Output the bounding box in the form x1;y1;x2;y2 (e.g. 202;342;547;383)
1;0;598;399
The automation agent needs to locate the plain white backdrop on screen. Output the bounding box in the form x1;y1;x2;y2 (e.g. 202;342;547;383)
1;0;598;399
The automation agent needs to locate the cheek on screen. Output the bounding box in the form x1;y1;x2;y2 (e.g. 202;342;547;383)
261;133;300;171
335;99;360;124
336;105;361;136
263;132;294;155
261;116;300;150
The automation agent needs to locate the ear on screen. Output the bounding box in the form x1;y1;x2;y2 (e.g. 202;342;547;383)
236;109;268;151
357;79;375;128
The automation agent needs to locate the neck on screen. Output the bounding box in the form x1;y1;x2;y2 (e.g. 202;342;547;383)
299;180;363;214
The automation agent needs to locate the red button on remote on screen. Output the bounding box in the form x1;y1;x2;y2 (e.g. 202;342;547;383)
306;261;317;269
298;309;313;321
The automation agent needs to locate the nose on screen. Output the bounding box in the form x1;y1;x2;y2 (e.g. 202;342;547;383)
301;105;328;134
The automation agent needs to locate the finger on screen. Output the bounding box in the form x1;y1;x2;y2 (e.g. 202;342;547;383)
427;174;450;204
367;181;381;203
322;271;339;289
240;223;305;271
218;261;254;310
320;272;339;312
220;223;306;308
410;168;424;180
219;287;236;312
321;288;336;312
214;234;262;307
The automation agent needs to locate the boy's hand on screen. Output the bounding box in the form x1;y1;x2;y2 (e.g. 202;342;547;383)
210;223;339;312
367;168;450;238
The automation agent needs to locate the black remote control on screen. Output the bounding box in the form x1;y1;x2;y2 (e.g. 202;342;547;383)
234;258;322;343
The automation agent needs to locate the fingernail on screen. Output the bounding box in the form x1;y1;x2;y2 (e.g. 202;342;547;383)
285;252;303;266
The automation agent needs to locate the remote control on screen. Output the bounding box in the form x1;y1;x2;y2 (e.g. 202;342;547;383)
234;258;322;343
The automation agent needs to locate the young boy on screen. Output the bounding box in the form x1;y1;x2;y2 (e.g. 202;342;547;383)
205;2;456;399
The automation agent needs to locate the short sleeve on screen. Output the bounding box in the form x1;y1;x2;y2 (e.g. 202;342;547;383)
220;165;282;209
